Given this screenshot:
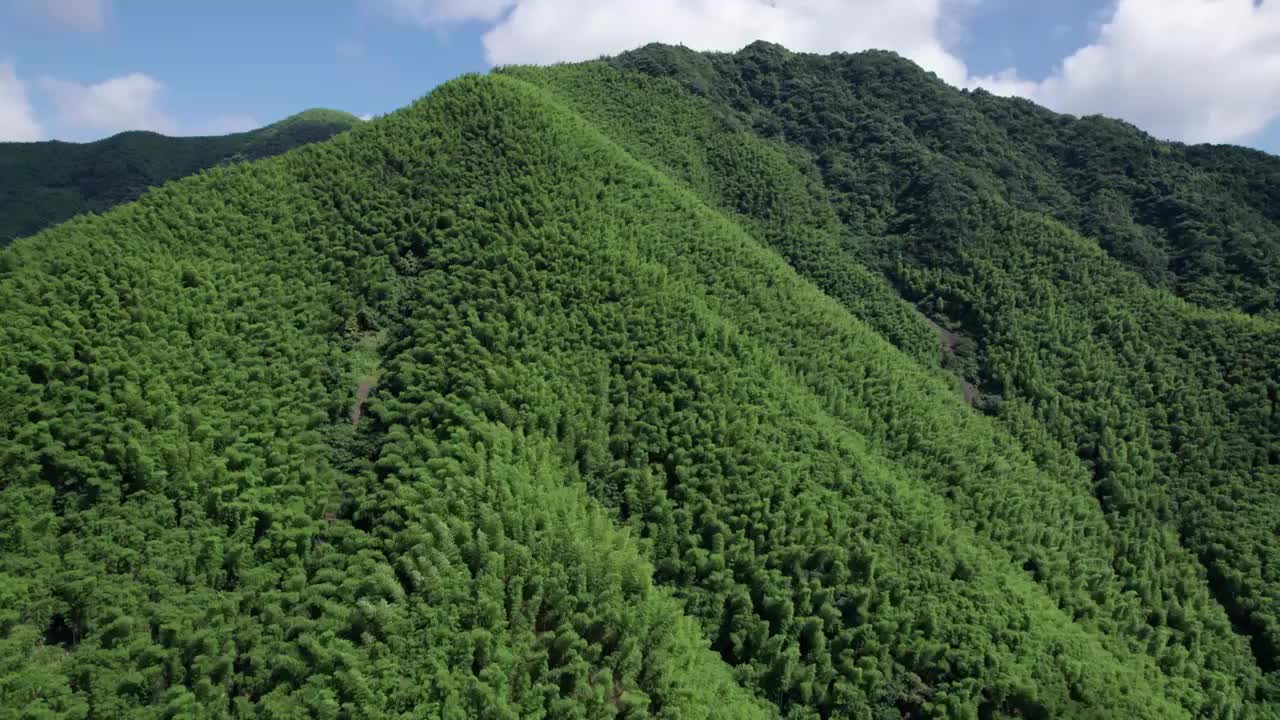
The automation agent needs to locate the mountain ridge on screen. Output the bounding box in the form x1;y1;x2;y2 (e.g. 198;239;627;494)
2;44;1278;718
604;41;1280;315
0;109;362;246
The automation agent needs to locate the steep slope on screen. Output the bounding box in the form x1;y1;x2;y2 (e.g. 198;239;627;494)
0;82;762;720
0;109;362;245
3;52;1278;719
606;41;1280;316
515;44;1280;706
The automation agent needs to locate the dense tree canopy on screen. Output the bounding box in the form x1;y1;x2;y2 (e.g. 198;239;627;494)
0;109;361;246
603;41;1280;315
1;45;1277;718
517;43;1280;712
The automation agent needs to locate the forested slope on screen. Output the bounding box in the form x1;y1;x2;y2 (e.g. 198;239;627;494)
0;109;361;245
603;41;1280;316
2;45;1278;719
514;43;1280;707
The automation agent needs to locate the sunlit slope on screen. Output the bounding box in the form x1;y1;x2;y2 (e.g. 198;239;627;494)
1;64;1274;720
0;78;763;720
349;72;1200;718
508;65;1276;717
500;63;941;368
517;58;1280;702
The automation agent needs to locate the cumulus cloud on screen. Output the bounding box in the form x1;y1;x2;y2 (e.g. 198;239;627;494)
16;0;107;31
40;72;178;136
389;0;971;86
381;0;1280;146
975;0;1280;144
0;61;43;141
35;71;264;140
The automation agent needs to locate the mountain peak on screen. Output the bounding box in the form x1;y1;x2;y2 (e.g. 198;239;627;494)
266;107;364;130
3;45;1278;719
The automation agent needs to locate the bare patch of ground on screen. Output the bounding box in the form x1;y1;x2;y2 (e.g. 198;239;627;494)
917;310;978;404
351;377;377;426
919;311;962;354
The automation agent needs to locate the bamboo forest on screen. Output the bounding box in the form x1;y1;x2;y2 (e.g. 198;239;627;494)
2;41;1279;719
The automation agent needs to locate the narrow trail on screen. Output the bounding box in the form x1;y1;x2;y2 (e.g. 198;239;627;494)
919;311;962;354
351;377;376;426
917;310;978;404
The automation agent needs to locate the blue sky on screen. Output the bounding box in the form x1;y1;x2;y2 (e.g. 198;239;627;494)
0;2;489;137
1;0;1277;153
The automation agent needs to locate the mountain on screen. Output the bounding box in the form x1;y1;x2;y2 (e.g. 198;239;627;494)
1;45;1277;719
601;42;1280;317
0;109;362;246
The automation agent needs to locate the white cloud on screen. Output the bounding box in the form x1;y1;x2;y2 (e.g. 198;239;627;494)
359;113;375;121
975;0;1280;144
40;72;178;136
34;71;266;140
387;0;970;85
383;0;1280;147
0;61;43;141
507;0;968;85
16;0;107;31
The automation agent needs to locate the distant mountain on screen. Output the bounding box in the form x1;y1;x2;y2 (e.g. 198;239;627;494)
603;41;1280;316
0;108;362;245
2;44;1278;718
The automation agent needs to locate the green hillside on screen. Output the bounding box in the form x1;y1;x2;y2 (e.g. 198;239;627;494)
0;109;362;246
517;44;1280;695
601;42;1280;316
1;45;1278;719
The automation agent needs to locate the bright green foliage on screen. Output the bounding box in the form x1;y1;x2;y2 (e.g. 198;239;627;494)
0;109;362;245
520;42;1280;711
501;63;941;367
1;45;1279;720
0;80;765;719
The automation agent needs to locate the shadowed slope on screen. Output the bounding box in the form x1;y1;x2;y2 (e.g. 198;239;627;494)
0;109;362;245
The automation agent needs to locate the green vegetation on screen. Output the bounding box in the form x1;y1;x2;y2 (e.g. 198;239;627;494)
2;44;1278;718
603;41;1280;315
542;42;1280;697
0;109;362;245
